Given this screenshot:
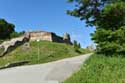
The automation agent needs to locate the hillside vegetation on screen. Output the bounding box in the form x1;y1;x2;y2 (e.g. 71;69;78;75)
63;54;125;83
0;41;90;66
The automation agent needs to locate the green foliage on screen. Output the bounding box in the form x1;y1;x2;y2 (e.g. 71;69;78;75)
68;0;125;55
78;43;81;48
73;40;78;48
67;0;125;26
63;54;125;83
91;2;125;55
10;31;25;38
0;19;15;39
73;40;81;52
0;47;4;55
97;2;125;30
92;27;125;55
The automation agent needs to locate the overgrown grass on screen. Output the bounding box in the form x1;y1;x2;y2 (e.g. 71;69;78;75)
0;41;89;66
63;54;125;83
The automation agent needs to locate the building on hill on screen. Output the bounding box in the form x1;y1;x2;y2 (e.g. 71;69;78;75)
29;31;52;41
86;44;95;51
63;33;71;44
28;31;72;44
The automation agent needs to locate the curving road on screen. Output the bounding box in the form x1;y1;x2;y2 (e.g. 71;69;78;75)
0;53;92;83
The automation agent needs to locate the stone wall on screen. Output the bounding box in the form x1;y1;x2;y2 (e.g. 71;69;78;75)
29;31;72;44
51;33;64;43
0;35;29;57
29;31;52;41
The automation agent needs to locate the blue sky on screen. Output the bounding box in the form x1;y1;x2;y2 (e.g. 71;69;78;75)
0;0;95;48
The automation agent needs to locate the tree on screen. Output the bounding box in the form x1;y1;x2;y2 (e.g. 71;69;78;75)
0;19;15;39
68;0;125;55
91;2;125;55
67;0;125;26
73;40;81;50
73;40;78;49
78;43;81;48
10;31;25;38
96;2;125;30
91;26;125;55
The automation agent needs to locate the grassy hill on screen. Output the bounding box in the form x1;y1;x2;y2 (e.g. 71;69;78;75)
63;54;125;83
0;41;90;66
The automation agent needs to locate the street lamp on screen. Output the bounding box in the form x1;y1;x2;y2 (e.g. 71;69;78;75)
37;39;40;63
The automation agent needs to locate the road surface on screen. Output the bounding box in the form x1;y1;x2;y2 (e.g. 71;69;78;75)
0;53;92;83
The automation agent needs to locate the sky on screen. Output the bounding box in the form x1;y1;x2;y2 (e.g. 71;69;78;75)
0;0;95;48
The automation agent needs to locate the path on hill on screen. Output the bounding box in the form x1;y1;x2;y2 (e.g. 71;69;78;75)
0;53;92;83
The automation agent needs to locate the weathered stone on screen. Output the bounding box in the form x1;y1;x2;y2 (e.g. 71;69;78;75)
0;35;30;57
22;42;30;50
63;33;70;41
29;31;72;44
29;31;52;41
63;33;71;44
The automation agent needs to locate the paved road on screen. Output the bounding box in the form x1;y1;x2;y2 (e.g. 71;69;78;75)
0;53;92;83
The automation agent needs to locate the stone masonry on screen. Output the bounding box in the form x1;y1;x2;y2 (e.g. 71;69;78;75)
29;31;72;44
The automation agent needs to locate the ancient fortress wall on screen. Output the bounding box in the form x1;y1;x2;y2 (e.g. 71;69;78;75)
29;31;72;44
51;33;64;43
29;31;53;41
0;36;29;57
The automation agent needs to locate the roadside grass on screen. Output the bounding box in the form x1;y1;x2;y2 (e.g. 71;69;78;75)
0;41;90;66
63;54;125;83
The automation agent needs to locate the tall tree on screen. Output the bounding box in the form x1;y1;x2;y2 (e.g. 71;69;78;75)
0;19;15;39
67;0;125;26
67;0;125;55
73;40;78;48
78;43;81;48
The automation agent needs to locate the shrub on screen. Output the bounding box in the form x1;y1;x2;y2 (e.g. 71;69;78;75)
10;31;25;38
92;26;125;55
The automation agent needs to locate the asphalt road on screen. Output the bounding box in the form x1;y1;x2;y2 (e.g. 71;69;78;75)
0;53;92;83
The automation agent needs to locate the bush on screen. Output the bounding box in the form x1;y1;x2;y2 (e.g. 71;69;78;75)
91;2;125;56
10;31;25;38
92;26;125;55
0;19;15;39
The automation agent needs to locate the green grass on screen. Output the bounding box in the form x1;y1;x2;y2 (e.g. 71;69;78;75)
63;54;125;83
0;41;89;66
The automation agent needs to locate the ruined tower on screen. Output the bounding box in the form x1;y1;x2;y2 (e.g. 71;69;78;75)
63;33;72;44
